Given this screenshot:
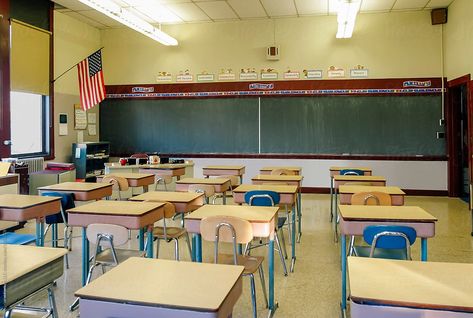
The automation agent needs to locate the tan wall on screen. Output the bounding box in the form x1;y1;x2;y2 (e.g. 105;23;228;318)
101;11;442;84
53;11;101;163
443;0;473;81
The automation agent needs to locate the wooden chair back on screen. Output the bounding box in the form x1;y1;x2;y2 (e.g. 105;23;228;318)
351;191;392;206
102;176;129;191
86;223;129;247
188;184;215;198
271;168;296;176
200;215;253;244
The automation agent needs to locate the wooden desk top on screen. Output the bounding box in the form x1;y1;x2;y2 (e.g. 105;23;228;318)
252;174;303;182
0;194;60;209
75;257;244;312
142;164;188;169
348;257;473;313
260;166;302;172
38;182;112;192
186;204;279;223
233;184;298;194
329;166;372;172
203;165;245;170
97;173;154;180
339;185;405;195
0;245;67;284
339;205;437;222
176;178;230;185
333;175;385;182
67;200;165;217
129;191;204;203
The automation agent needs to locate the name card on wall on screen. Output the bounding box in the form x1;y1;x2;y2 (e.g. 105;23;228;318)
176;74;193;82
303;69;323;79
197;74;215;82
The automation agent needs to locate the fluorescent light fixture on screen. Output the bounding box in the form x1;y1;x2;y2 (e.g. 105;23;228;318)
77;0;178;46
336;0;360;39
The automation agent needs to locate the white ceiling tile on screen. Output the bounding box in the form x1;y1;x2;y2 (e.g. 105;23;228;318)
195;1;237;20
296;0;328;15
52;0;94;11
165;2;211;21
63;11;109;28
78;9;124;27
133;5;183;23
392;0;429;10
261;0;297;17
361;0;396;12
425;0;454;9
127;7;155;22
227;0;267;18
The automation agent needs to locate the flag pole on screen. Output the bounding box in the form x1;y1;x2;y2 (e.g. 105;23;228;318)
52;47;104;83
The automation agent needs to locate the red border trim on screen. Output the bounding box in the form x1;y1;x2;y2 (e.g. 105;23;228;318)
105;78;443;100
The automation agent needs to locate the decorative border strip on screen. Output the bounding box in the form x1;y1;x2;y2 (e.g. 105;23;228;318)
107;87;443;99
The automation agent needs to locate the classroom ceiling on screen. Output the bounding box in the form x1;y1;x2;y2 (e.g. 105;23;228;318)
53;0;455;28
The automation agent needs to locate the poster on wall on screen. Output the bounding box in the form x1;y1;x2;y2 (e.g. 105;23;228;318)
74;104;87;129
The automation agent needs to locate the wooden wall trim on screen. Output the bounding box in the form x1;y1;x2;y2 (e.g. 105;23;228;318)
112;152;447;161
105;77;443;100
0;0;10;158
447;74;471;88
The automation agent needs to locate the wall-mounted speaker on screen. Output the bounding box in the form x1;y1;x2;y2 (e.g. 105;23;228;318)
266;46;280;60
431;8;447;25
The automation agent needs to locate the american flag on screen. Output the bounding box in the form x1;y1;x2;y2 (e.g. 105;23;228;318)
77;49;105;111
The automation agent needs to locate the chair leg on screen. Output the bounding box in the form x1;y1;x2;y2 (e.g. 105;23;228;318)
279;228;288;260
348;235;355;256
48;285;58;318
156;238;160;258
249;274;258;318
85;263;99;285
164;181;168;191
174;238;180;261
275;231;288;276
258;266;269;308
63;226;69;269
185;232;193;260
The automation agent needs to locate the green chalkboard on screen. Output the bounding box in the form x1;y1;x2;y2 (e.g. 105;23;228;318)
260;96;445;155
100;98;259;154
100;95;445;156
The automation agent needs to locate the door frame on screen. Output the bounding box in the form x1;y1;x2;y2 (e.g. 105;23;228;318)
0;0;11;158
446;74;472;197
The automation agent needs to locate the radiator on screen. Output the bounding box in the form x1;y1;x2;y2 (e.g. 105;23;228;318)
16;157;44;174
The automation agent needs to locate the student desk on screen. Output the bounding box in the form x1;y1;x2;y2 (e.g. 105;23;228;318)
251;174;303;243
68;200;165;286
139;163;187;180
96;173;155;192
348;257;473;318
176;178;231;204
259;166;302;175
333;175;386;241
338;205;437;313
129;191;205;213
338;185;405;205
75;257;244;318
0;245;67;313
329;167;372;224
0;194;61;246
233;184;298;272
185;204;279;317
37;181;113;201
202;165;245;184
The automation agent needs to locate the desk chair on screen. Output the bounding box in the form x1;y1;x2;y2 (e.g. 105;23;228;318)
188;184;216;204
201;215;268;318
212;175;240;204
147;202;192;261
40;192;75;269
353;225;416;260
155;175;173;191
270;168;297;176
70;223;143;312
244;190;289;276
348;192;392;256
102;176;129;200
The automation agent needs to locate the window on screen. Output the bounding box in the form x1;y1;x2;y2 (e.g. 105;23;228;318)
10;91;50;157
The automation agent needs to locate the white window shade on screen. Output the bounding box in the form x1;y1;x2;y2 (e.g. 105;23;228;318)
10;20;51;96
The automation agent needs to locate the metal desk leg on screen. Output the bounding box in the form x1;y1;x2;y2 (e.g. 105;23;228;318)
268;237;278;317
195;234;202;262
330;177;334;222
138;228;145;251
52;223;58;248
223;191;227;205
341;234;347;313
290;205;296;273
297;189;302;243
192;234;197;261
35;222;41;246
143;185;149;193
81;227;89;286
146;226;154;258
334;189;339;243
421;238;428;261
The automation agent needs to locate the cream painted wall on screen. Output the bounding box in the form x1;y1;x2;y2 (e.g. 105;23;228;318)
101;11;442;84
53;11;101;163
444;0;473;80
